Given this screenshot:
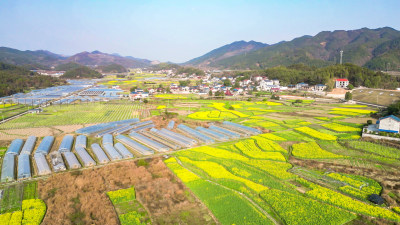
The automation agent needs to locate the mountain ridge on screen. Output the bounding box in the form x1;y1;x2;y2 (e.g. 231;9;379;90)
186;27;400;70
0;47;153;68
184;40;267;66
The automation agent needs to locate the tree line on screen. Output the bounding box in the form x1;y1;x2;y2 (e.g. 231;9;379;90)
0;62;66;97
227;63;399;89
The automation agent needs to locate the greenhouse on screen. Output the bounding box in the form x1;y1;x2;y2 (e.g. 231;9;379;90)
132;120;154;128
167;120;175;130
5;139;24;155
113;125;135;135
35;136;55;155
34;153;51;175
208;125;241;138
103;134;114;146
1;154;16;182
103;144;122;161
17;154;31;180
75;118;139;135
151;128;193;148
63;152;81;169
141;131;181;150
176;124;214;144
75;135;87;148
75;147;96;167
20;136;37;155
114;143;134;159
49;152;66;172
96;124;131;137
130;124;155;132
129;132;170;152
115;135;154;156
91;144;110;164
161;128;197;145
196;127;229;141
59;135;74;152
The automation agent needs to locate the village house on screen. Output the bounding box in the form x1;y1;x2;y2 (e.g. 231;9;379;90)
129;92;149;100
335;78;349;88
314;84;327;92
377;115;400;133
296;82;309;89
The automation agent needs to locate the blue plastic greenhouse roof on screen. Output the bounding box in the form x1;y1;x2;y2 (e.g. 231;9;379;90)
6;139;24;155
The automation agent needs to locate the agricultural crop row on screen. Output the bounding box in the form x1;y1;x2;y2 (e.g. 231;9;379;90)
291;142;346;159
187;110;237;120
297;178;400;221
260;189;356;225
164;157;273;225
327;173;382;200
210;103;249;118
295;127;337;140
0;199;46;225
179;156;268;193
165;126;400;224
107;187;136;204
107;187;150;225
329;107;377;116
322;123;361;132
0;102;142;129
347;141;400;159
234;139;286;161
251;136;287;154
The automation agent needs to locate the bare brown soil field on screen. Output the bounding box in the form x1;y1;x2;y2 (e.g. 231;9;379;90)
342;117;376;124
0;127;60;141
175;103;202;108
0;131;19;141
38;158;216;225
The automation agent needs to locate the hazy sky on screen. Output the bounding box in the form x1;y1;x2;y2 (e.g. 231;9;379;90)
1;0;399;63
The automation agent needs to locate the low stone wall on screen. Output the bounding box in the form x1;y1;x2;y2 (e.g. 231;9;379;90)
362;133;400;141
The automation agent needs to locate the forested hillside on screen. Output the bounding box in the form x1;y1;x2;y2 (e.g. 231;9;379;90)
188;27;400;70
98;63;127;73
55;62;83;71
0;62;65;97
61;66;103;79
230;63;399;89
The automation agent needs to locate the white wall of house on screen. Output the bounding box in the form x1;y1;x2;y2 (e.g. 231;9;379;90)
335;80;349;88
379;117;400;133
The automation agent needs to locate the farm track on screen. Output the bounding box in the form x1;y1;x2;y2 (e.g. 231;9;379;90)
174;157;281;225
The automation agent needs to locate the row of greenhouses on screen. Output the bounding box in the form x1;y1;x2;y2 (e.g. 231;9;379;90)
0;120;260;183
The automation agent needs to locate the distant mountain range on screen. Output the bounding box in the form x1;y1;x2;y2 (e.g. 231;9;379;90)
185;27;400;70
0;47;153;68
1;27;400;71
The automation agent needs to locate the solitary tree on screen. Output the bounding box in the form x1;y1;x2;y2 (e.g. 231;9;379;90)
345;92;352;101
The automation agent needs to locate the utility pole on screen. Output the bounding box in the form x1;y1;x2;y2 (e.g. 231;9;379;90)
340;50;343;65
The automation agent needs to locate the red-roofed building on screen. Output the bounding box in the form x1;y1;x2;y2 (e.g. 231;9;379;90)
335;78;349;88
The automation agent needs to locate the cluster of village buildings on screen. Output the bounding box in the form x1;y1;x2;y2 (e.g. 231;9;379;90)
129;73;350;100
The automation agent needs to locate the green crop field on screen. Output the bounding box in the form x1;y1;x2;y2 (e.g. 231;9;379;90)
0;95;399;225
0;101;143;129
159;98;400;224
